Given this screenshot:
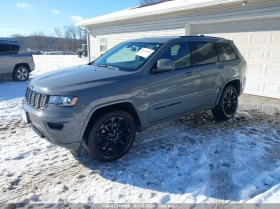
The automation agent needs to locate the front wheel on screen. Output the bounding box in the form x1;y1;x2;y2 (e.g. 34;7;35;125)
212;86;238;120
87;110;136;162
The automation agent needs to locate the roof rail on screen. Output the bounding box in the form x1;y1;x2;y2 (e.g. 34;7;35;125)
179;35;225;39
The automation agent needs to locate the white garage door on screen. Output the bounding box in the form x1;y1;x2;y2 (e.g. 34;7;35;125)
190;17;280;99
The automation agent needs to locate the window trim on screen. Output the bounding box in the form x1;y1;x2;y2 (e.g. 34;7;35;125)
191;41;219;67
214;42;239;63
150;41;193;74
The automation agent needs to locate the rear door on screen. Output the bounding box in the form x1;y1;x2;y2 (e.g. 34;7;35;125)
191;41;227;109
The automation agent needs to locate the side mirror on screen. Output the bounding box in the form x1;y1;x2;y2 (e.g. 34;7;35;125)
152;59;175;73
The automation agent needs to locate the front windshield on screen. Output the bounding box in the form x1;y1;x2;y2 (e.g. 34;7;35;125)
93;41;163;71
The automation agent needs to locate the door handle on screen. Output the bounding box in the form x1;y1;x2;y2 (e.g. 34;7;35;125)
219;66;224;69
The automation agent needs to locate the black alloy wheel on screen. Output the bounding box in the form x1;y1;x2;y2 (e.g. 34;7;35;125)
212;86;238;120
88;111;136;162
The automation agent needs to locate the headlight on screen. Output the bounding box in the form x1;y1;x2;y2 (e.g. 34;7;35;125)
48;96;78;107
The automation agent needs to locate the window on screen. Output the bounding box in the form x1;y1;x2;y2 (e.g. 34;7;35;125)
100;38;107;54
11;44;20;54
93;41;163;71
192;42;218;66
0;43;12;55
215;43;237;62
107;45;140;63
160;42;191;70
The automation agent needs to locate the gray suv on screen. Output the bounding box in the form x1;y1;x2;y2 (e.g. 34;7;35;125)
22;36;246;161
0;40;35;81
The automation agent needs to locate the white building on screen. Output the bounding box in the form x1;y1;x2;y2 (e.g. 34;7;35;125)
76;0;280;99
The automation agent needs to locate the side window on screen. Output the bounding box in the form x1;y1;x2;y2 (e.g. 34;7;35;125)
215;43;237;62
160;42;191;70
0;43;12;55
11;44;20;54
192;42;218;66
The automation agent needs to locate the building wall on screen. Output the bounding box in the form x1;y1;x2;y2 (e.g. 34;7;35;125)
88;1;280;60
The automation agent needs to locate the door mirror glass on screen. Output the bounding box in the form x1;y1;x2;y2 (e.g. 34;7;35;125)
153;59;175;73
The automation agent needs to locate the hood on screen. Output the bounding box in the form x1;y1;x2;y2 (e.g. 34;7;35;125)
30;64;132;95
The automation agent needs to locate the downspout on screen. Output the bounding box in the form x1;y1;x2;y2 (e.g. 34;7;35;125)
78;27;91;63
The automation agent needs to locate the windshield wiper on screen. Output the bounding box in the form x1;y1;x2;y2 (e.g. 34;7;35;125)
97;64;119;70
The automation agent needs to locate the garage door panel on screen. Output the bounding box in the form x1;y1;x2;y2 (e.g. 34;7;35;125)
271;33;280;43
190;17;280;99
266;66;280;77
249;49;266;60
251;34;267;44
269;50;280;60
246;81;260;91
264;83;280;94
247;65;263;75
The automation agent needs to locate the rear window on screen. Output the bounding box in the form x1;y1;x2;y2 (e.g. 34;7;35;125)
11;44;20;54
0;43;13;55
192;42;218;66
215;42;237;62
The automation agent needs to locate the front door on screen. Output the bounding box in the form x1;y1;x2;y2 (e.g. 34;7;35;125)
146;42;199;123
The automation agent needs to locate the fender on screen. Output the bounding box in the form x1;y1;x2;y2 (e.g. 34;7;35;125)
77;99;143;142
215;78;240;106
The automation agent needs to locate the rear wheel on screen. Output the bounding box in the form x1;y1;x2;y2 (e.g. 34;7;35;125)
212;86;238;120
13;65;29;81
87;110;136;162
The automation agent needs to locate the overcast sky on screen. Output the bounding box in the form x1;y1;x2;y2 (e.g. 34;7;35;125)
0;0;140;37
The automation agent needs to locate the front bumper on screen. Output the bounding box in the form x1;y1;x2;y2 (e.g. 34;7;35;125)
22;98;87;152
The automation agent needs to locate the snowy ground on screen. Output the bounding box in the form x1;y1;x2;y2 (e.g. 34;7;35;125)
0;56;280;206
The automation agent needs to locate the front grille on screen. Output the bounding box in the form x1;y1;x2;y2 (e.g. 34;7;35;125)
25;87;49;110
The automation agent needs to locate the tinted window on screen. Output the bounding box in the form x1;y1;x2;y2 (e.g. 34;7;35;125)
11;44;20;54
0;43;13;55
215;43;237;62
192;42;218;66
160;42;191;69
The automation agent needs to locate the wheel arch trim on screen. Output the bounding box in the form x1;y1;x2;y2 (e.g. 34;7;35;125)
215;78;240;105
78;99;143;142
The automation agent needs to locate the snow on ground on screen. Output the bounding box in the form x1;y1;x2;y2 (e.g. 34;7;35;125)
0;56;280;205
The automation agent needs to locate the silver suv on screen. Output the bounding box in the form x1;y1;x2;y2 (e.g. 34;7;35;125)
22;36;246;161
0;40;35;81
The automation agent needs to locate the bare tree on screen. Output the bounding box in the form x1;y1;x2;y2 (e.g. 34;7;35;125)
54;28;62;38
9;25;86;52
139;0;168;5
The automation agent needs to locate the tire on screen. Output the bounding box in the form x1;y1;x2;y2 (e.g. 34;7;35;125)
212;86;238;120
87;110;136;162
13;65;29;81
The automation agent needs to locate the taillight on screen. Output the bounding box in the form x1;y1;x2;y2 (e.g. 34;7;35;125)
244;61;247;73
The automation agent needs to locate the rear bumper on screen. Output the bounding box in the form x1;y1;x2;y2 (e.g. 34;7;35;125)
22;98;87;152
29;61;35;72
240;76;246;95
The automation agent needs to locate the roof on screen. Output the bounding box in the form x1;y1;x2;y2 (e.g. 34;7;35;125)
0;39;19;44
76;0;248;27
128;36;225;43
